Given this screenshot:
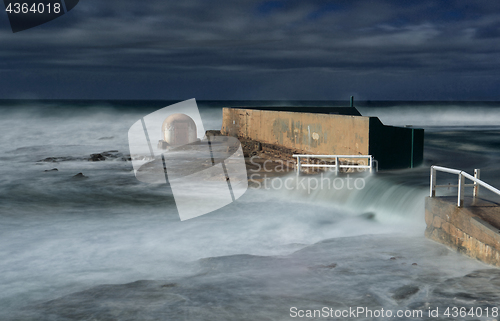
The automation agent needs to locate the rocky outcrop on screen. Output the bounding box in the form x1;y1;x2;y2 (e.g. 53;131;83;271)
38;151;131;163
38;156;78;162
89;150;131;162
10;235;500;321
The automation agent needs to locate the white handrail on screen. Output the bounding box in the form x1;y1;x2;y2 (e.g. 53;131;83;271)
293;154;374;175
293;154;371;158
432;165;462;175
462;172;500;195
430;165;500;207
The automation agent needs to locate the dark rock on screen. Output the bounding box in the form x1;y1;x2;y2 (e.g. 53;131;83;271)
44;168;58;172
392;285;420;301
72;173;88;179
89;153;106;161
205;130;222;137
309;263;337;270
412;263;418;266
390;257;397;260
98;136;114;140
359;212;376;220
39;151;128;164
38;156;77;163
320;263;337;269
88;151;125;162
161;283;177;288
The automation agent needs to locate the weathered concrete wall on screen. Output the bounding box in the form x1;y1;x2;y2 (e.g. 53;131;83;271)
228;106;362;116
425;196;500;267
221;108;423;169
221;108;370;156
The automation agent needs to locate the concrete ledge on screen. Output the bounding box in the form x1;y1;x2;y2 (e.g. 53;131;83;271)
425;196;500;267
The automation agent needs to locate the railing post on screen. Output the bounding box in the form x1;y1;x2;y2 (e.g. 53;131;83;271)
458;172;465;207
430;166;436;197
474;169;480;198
335;157;339;175
369;156;373;173
297;156;301;176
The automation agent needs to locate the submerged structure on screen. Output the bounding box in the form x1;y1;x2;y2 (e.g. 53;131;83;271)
158;113;198;149
220;100;423;170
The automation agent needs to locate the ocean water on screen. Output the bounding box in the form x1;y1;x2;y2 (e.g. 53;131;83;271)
1;100;500;320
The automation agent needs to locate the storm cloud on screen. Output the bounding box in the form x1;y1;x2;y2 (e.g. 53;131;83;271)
1;0;500;100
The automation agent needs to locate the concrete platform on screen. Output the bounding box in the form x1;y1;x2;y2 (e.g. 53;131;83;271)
425;196;500;267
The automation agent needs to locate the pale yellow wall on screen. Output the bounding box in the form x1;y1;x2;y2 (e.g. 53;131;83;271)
221;108;370;155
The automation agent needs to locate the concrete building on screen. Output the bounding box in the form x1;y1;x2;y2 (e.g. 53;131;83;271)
220;105;423;170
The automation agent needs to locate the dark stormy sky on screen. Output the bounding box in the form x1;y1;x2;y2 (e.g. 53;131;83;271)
1;0;500;100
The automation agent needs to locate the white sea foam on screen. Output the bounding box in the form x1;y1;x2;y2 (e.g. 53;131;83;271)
358;105;500;128
0;101;499;319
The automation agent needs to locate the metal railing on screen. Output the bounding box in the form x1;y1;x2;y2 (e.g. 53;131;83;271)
293;154;374;175
430;165;500;207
